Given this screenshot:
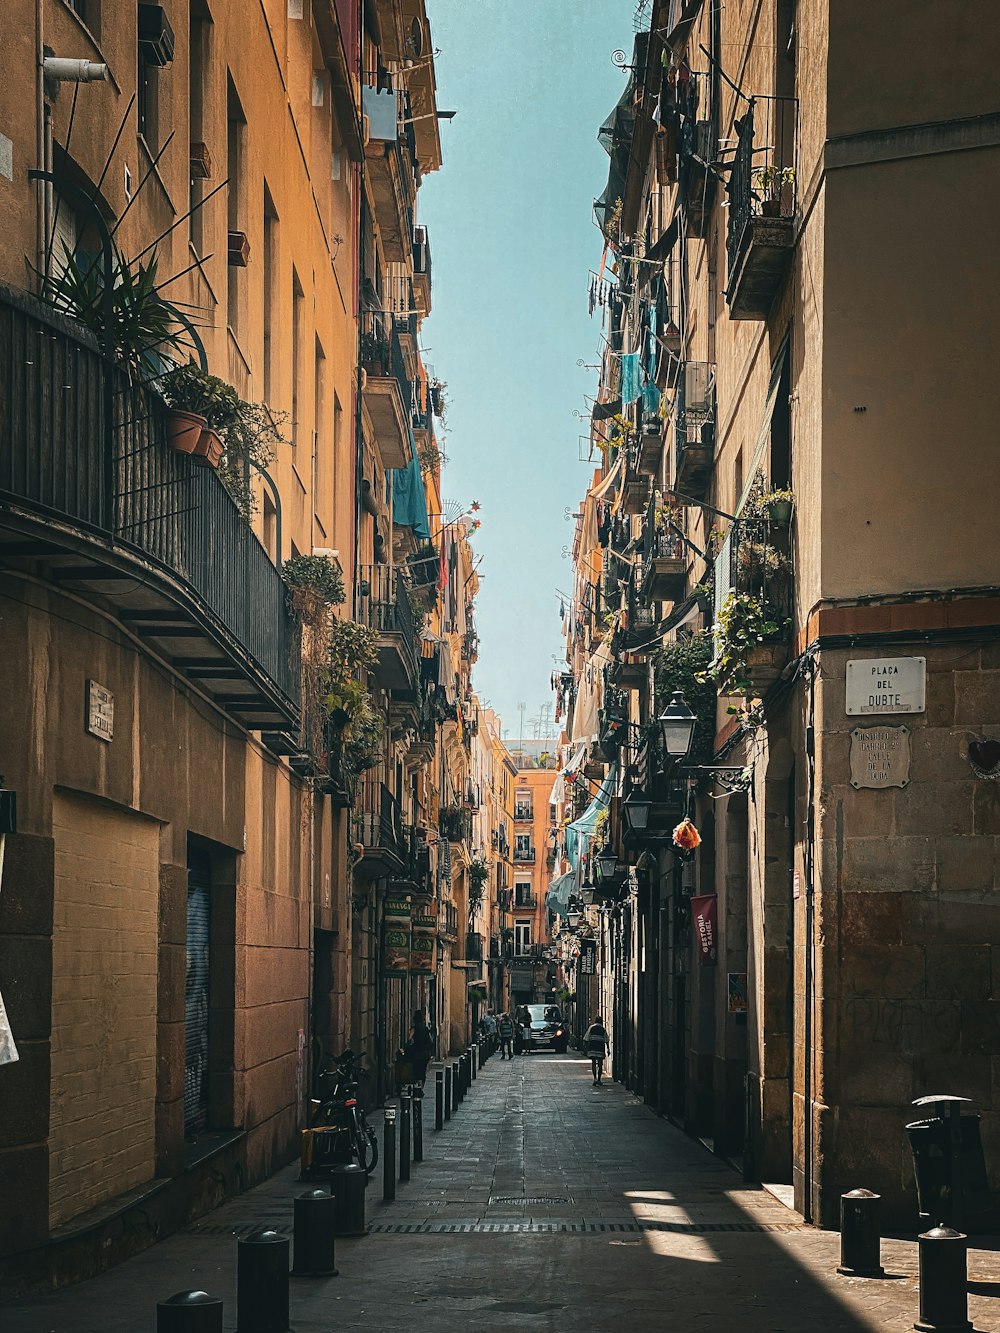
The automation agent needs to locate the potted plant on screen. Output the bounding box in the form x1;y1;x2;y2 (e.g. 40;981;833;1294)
160;365;286;497
708;590;787;696
281;553;346;621
754;165;796;218
762;488;795;526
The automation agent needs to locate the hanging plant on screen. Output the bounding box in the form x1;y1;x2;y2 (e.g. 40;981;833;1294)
705;590;782;696
282;554;346;622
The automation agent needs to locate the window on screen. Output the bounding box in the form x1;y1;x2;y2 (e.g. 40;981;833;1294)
188;12;209;252
515;833;532;860
514;922;532;955
291;268;304;447
514;882;533;908
314;337;327;535
226;79;247;336
263;184;279;404
137;53;159;145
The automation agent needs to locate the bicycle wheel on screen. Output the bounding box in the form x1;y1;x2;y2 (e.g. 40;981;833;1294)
354;1111;378;1174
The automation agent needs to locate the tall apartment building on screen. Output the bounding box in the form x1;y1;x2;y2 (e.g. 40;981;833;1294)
0;0;476;1288
555;0;1000;1228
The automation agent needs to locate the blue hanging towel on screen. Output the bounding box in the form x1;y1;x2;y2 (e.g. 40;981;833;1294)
620;352;641;405
390;447;431;540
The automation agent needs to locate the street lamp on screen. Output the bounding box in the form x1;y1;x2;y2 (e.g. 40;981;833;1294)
594;846;624;886
657;691;697;761
622;791;652;834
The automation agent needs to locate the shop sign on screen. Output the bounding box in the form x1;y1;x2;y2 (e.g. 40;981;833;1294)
410;911;436;975
690;895;717;966
384;894;411;925
728;973;748;1013
579;938;597;976
846;657;925;715
849;726;911;789
86;680;114;741
383;927;409;975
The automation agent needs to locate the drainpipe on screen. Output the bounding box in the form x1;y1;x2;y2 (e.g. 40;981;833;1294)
802;655;817;1224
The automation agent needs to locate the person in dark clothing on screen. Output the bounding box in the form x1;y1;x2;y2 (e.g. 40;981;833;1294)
583;1014;609;1085
498;1012;515;1059
403;1009;433;1085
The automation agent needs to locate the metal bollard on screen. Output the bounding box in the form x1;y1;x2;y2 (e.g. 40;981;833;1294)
292;1189;338;1278
915;1227;972;1333
399;1092;411;1183
236;1229;289;1333
471;1045;478;1080
435;1068;444;1131
451;1061;460;1113
413;1090;424;1162
837;1189;884;1277
157;1290;224;1333
330;1163;368;1237
444;1063;452;1121
478;1041;484;1070
383;1104;396;1202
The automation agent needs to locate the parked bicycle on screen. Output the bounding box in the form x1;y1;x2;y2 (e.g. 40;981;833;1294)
308;1048;379;1175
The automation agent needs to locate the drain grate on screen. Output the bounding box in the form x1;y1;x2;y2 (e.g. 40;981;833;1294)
184;1222;292;1238
369;1218;802;1236
489;1196;570;1205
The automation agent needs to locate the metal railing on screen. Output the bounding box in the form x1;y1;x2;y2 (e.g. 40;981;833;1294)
358;563;419;681
727;99;797;274
513;847;535;864
360;310;413;416
514;894;537;910
465;931;483;961
355;780;404;860
0;284;300;717
513;804;534;822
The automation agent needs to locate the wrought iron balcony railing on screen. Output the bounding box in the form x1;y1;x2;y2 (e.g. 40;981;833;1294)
358;563;419;690
513;847;535;864
0;284;299;726
354;780;405;875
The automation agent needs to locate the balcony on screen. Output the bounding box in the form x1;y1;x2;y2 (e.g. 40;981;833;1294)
354;780;405;878
412;225;432;317
465;931;484;962
514;804;534;823
640;495;687;603
0;284;300;729
363;97;416;263
440;806;472;845
358;563;419;691
726;102;796;321
439;901;459;940
393;824;433;897
634;420;662;477
514;894;538;911
672;363;716;500
361;311;413;470
513;847;535;864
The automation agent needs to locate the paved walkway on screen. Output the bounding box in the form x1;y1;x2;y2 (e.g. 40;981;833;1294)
5;1051;1000;1331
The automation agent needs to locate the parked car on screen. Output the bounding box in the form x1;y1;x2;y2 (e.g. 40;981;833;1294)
521;1003;568;1054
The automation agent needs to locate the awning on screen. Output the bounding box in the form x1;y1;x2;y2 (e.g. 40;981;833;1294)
564;766;617;872
589;453;624;503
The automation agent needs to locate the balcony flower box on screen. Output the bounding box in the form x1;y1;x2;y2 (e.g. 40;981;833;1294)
744;641;790;693
165;408;207;456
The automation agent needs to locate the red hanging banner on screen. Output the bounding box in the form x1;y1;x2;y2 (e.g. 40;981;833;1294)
690;895;718;966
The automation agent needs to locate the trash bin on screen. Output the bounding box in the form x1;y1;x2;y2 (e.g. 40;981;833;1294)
905;1095;990;1229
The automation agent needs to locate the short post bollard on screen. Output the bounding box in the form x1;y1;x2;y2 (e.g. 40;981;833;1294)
471;1044;478;1081
413;1090;424;1163
399;1092;411;1183
478;1041;484;1071
915;1227;972;1333
330;1163;368;1237
444;1063;452;1121
435;1068;444;1131
451;1061;460;1113
292;1189;338;1278
156;1290;224;1333
383;1104;396;1202
236;1229;289;1333
837;1189;884;1278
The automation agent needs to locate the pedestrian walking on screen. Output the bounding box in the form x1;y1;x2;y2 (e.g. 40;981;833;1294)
583;1015;609;1085
498;1011;514;1059
402;1008;434;1086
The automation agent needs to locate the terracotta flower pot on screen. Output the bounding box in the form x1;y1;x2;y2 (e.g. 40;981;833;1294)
166;408;207;455
192;426;224;469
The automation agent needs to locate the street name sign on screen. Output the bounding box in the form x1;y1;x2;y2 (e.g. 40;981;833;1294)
849;725;911;789
846;656;925;715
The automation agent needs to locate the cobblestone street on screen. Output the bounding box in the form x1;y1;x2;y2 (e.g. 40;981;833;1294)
5;1052;1000;1332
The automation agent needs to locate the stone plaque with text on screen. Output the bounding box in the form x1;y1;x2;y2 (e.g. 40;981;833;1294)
850;725;911;789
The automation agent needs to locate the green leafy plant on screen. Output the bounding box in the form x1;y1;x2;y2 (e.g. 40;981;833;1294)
655;631;717;760
41;249;190;379
604;196;624;245
338;695;385;793
282;554;346;621
161;365;288;519
707;591;782;696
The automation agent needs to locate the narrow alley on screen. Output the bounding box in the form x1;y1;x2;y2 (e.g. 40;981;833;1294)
6;1052;1000;1332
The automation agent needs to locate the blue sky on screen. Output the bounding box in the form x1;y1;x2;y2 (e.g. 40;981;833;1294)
419;0;636;745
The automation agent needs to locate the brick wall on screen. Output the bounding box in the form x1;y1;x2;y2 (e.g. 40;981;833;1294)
49;793;159;1229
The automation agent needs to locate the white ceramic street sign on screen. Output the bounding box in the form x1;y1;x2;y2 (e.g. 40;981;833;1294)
846;656;926;715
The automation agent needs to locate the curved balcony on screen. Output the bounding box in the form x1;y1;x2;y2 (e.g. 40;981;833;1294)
0;285;300;728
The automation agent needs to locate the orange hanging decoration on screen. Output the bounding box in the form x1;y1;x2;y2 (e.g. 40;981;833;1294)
672;818;701;852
